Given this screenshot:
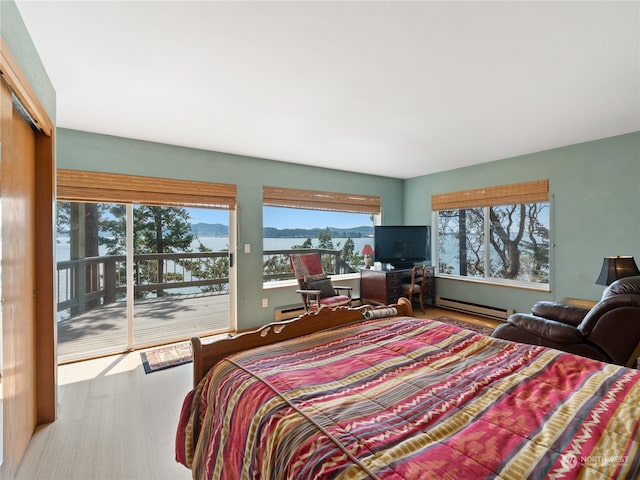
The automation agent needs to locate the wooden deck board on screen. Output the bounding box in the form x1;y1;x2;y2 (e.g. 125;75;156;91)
57;293;231;363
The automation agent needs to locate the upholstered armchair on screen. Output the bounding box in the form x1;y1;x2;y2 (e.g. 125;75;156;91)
290;253;353;311
492;275;640;367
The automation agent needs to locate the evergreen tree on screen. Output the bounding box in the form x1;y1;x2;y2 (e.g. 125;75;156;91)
99;205;195;298
292;237;313;249
317;227;335;249
180;241;230;294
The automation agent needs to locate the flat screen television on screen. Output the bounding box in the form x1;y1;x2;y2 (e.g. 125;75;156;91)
374;225;431;269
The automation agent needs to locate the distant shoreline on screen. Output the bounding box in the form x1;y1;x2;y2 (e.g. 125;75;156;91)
191;222;374;238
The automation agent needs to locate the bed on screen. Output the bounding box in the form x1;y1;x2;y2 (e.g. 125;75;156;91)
176;298;640;479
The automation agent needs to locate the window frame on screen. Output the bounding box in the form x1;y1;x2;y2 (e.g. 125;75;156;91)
262;186;381;286
432;180;551;292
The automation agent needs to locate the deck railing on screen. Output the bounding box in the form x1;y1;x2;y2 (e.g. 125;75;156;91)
56;248;355;317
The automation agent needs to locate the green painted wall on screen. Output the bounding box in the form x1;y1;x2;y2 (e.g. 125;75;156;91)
57;128;404;329
404;132;640;314
1;1;56;121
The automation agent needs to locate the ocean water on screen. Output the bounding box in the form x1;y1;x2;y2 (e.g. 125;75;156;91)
56;236;375;261
55;235;372;318
200;236;374;255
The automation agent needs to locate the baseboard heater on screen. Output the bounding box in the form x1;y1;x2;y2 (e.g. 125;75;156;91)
436;296;514;320
274;304;306;322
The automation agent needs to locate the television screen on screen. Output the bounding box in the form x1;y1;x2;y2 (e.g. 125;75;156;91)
374;225;430;269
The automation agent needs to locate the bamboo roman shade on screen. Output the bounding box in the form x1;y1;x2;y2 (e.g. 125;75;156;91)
263;186;381;215
57;169;236;209
431;179;549;211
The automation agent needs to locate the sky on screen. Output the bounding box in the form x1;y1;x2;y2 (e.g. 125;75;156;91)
187;206;372;229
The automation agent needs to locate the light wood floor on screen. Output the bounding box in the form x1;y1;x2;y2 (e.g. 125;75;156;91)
16;350;193;480
416;306;503;330
58;293;231;364
15;307;500;479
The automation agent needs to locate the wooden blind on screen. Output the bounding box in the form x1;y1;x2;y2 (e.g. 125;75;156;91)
57;169;236;209
431;179;549;211
263;186;381;214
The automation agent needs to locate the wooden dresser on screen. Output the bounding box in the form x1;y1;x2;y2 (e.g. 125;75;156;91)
360;267;435;306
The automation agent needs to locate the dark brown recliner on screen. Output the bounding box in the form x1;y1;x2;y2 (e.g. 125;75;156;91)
492;276;640;367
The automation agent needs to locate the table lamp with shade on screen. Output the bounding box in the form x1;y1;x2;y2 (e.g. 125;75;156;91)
361;244;374;269
595;256;640;286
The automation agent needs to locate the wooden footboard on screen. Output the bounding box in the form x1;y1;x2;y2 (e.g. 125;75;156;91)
191;298;413;387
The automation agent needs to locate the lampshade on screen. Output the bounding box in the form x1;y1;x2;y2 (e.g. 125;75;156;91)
595;256;640;286
360;244;375;256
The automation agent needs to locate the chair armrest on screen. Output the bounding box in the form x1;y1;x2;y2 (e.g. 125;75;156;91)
530;301;589;327
333;286;352;298
508;313;584;343
296;289;321;296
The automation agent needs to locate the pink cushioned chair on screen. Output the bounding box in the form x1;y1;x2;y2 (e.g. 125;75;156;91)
290;253;353;311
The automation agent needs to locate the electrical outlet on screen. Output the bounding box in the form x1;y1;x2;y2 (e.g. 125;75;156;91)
262;298;268;308
244;243;251;253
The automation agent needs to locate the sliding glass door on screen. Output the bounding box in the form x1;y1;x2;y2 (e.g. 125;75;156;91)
56;201;233;362
131;204;232;346
57;202;128;361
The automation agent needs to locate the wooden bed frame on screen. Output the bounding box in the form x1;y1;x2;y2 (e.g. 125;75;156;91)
190;298;414;387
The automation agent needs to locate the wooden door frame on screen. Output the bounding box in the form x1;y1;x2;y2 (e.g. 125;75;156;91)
0;37;55;475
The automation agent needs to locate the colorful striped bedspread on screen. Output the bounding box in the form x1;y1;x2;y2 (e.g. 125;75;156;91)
176;317;640;479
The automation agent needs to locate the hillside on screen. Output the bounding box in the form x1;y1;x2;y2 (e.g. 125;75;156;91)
191;223;373;238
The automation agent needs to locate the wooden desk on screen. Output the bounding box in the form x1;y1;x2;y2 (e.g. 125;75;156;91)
360;267;435;306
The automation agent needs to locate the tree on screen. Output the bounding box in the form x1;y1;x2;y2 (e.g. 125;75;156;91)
317;227;335;250
181;241;230;294
339;237;361;273
56;202;71;236
292;238;313;249
133;206;194;297
438;208;484;277
100;204;127;255
438;203;548;283
99;205;195;298
134;206;193;254
317;227;339;272
57;201;103;313
489;205;525;279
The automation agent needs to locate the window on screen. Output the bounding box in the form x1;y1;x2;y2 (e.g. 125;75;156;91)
262;187;381;283
433;180;550;289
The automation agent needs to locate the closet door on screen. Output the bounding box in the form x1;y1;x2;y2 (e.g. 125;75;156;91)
0;41;55;477
1;79;37;476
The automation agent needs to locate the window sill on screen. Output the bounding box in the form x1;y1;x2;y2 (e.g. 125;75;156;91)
435;274;551;292
263;272;360;291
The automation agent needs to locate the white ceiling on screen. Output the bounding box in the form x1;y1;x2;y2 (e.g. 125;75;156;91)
15;1;640;179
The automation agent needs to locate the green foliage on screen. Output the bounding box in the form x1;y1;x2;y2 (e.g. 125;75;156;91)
438;203;550;283
292;238;313;249
263;228;364;278
100;204;127;255
56;202;71;235
317;227;335;250
133;206;194;254
340;238;362;273
176;241;230;294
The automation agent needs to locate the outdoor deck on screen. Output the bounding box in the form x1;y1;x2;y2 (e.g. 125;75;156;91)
57;293;231;363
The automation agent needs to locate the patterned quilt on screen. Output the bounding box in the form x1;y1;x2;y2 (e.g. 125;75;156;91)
176;317;640;479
